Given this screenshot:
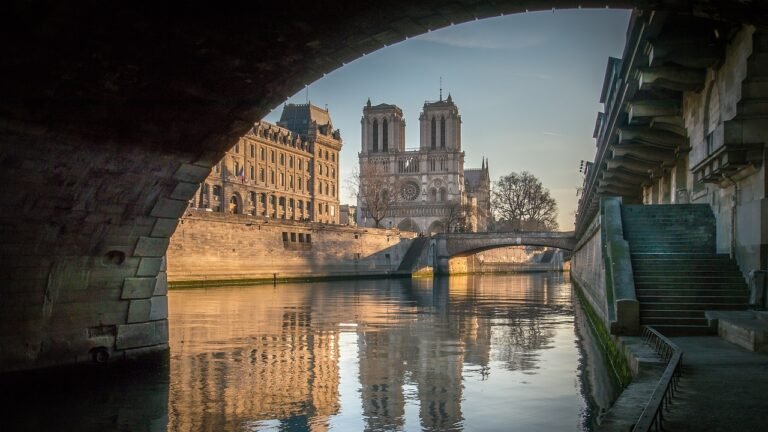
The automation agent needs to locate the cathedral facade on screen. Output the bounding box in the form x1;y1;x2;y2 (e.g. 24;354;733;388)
357;95;490;233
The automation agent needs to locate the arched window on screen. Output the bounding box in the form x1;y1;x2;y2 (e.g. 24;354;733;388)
372;119;379;152
383;118;389;152
430;117;436;149
439;188;446;202
440;116;446;148
229;196;240;214
430;188;437;202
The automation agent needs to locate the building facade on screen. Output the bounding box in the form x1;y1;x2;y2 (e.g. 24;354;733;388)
357;95;490;233
191;103;342;224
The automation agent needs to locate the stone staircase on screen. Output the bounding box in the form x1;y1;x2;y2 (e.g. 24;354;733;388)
396;236;430;273
621;204;751;336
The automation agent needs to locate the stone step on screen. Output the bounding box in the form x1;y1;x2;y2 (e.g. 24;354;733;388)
641;316;709;326
637;289;748;297
637;295;750;303
639;302;751;311
633;270;740;277
639;309;706;318
635;274;746;289
650;324;713;336
631;248;717;254
631;253;730;259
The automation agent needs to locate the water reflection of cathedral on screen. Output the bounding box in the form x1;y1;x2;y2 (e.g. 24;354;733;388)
168;275;570;431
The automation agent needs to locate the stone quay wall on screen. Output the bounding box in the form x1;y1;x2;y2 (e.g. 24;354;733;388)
570;212;610;327
167;210;417;284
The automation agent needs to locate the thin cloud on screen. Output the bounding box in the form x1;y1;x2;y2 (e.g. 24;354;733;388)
417;29;546;50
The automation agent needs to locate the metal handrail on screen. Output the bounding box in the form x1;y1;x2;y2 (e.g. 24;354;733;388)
632;327;684;432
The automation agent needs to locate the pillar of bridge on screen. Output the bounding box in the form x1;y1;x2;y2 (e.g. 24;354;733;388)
433;236;451;275
0;127;216;372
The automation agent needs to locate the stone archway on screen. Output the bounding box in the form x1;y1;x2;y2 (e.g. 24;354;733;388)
229;194;242;214
397;218;420;233
428;220;446;235
2;0;761;371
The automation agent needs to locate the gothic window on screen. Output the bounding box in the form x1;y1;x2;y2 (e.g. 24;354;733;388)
270;170;275;184
270;150;275;163
439;188;446;202
331;182;335;197
249;165;254;180
383;119;389;152
331;153;335;162
331;167;335;178
372;119;379;152
280;153;285;165
250;144;255;158
289;175;293;188
298;159;303;170
260;147;265;160
298;176;302;191
431;117;436;149
306;178;311;191
430;188;437;202
440;116;446;148
289;156;293;168
259;167;265;182
280;173;285;186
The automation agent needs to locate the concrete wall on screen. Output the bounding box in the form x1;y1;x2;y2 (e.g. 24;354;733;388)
167;210;417;283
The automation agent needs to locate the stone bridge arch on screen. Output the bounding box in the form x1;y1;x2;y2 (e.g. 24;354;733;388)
1;0;764;371
433;232;576;274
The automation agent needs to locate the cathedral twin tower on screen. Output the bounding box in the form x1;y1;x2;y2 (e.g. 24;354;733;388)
357;95;490;234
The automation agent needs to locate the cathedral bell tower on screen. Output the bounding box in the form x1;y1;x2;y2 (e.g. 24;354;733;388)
419;93;461;151
361;99;406;155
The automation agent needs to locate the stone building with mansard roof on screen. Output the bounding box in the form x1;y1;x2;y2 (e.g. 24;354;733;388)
191;103;342;224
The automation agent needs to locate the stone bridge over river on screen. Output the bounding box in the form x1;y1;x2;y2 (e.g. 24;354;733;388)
433;231;576;274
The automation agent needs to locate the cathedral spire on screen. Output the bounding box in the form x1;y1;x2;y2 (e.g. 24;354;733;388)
439;76;443;101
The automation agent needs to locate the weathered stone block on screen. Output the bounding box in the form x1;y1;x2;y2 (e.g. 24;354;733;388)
149;296;168;321
137;257;163;277
170;181;199;201
116;320;168;350
150;198;188;219
173;163;210;183
127;299;152;323
150;219;179;238
153;272;168;296
121;277;157;299
134;237;169;257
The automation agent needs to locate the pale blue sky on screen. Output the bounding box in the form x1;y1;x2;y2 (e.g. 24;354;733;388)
264;9;631;230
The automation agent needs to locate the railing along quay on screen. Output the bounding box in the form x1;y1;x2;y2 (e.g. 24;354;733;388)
632;327;683;432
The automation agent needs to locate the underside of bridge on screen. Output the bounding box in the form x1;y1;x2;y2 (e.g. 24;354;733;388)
1;1;765;372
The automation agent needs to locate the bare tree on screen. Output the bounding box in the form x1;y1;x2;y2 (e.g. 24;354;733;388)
349;161;396;228
443;201;476;233
492;171;558;231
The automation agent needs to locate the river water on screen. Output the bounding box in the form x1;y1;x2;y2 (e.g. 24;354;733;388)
2;273;620;431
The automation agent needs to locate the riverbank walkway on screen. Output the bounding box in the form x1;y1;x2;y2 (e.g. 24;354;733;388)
662;336;768;431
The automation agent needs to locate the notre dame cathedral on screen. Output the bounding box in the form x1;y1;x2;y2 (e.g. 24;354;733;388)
357;94;490;234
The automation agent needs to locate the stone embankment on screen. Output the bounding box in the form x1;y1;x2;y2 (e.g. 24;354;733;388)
167;210;416;286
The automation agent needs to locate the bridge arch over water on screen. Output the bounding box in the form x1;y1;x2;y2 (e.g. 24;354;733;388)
1;0;765;371
432;231;576;274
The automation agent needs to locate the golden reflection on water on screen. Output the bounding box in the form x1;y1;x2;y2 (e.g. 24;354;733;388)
168;273;585;432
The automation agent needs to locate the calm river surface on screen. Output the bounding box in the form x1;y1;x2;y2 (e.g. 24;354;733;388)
3;273;618;431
